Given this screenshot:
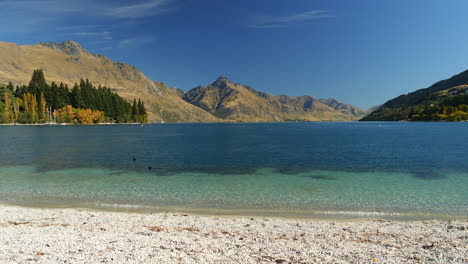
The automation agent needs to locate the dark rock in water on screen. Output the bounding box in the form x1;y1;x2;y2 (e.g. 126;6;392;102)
177;166;256;175
277;168;309;175
412;171;444;180
305;174;337;181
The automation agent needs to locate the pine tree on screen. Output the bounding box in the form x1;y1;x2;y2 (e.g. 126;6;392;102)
132;99;138;120
137;99;146;115
7;82;14;93
28;69;47;96
136;99;148;123
0;85;6;102
58;83;70;107
49;82;58;110
71;84;84;109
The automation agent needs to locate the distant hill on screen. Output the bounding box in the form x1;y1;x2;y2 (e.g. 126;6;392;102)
365;104;382;114
171;87;185;98
318;98;367;117
0;41;218;123
362;70;468;121
183;77;366;122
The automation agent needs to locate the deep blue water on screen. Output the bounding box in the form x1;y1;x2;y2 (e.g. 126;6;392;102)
0;122;467;219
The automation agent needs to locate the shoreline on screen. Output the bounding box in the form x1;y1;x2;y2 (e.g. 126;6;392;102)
0;205;466;263
1;121;467;127
2;201;465;222
1;121;467;126
0;122;143;126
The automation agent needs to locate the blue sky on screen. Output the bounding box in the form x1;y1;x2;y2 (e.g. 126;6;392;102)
1;0;468;109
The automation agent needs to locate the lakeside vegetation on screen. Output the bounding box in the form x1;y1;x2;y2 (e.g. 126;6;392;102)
0;70;147;124
363;92;468;122
362;69;468;122
408;93;468;121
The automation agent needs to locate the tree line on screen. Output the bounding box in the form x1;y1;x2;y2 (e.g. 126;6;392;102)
0;69;147;124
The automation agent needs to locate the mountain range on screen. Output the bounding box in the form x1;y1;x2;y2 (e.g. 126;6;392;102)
0;40;366;122
183;77;366;122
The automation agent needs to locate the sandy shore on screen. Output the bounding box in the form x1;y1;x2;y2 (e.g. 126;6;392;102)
0;205;466;263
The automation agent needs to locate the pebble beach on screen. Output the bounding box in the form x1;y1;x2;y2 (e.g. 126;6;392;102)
0;205;466;263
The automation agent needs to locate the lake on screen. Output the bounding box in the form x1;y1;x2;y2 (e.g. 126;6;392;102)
0;122;467;219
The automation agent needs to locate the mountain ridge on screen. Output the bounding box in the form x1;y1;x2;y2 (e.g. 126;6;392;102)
183;76;366;122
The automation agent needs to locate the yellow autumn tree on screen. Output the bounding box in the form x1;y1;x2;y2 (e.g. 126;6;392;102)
3;91;12;123
23;93;38;123
91;110;105;123
56;105;104;124
75;108;105;124
13;97;22;122
76;108;94;124
56;105;76;124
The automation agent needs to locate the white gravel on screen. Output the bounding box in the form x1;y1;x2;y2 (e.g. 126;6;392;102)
0;205;466;263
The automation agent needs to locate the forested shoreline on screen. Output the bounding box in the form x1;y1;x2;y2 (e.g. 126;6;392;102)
0;70;147;124
407;93;468;121
363;93;468;122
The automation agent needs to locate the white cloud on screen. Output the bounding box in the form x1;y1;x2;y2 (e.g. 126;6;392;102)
117;36;155;48
248;10;333;29
0;0;176;45
75;31;111;36
0;0;178;20
75;31;112;40
105;0;177;19
73;31;113;41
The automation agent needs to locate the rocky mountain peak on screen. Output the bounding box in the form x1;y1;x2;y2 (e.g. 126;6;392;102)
39;40;87;56
212;76;233;86
208;76;238;91
216;76;230;82
321;98;339;103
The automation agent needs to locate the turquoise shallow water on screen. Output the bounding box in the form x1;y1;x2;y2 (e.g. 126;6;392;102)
0;123;467;219
0;166;466;219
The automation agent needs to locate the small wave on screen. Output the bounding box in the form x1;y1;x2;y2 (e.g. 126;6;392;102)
95;203;160;211
319;210;403;216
